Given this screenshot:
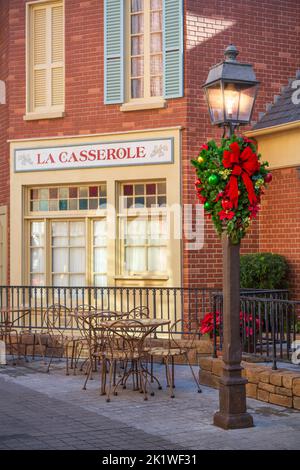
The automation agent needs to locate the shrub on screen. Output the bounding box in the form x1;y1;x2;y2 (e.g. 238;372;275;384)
240;253;289;289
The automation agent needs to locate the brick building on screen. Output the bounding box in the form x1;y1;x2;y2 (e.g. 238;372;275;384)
0;0;299;296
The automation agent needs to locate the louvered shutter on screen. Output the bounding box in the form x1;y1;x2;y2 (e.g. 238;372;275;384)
51;4;64;107
163;0;184;99
104;0;124;104
33;7;47;109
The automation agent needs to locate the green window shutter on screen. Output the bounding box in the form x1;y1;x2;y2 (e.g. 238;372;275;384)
104;0;124;104
163;0;184;99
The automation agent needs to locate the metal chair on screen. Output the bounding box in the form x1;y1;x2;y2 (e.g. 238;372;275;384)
39;304;82;375
148;319;202;398
128;306;150;319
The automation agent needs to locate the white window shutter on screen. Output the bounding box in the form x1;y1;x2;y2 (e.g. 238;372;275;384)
163;0;184;99
104;0;124;104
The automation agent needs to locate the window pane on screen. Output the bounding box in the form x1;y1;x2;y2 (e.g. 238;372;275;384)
131;35;144;55
94;248;107;273
125;247;146;272
94;275;107;287
126;220;147;244
151;0;162;9
94;220;107;245
131;78;144;98
151;76;163;97
59;187;68;198
70;248;85;273
52;222;68;237
131;14;144;34
151;55;162;75
31;274;45;287
52;247;68;272
150;11;162;32
148;247;167;272
53;274;68;286
70;221;85;237
131;0;144;12
70;274;85;287
39;188;49;200
30;248;44;272
31;222;44;247
52;236;68;247
131;57;144;77
150;33;162;53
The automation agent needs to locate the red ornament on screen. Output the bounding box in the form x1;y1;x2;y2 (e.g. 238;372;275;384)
200;144;209;151
264;173;272;183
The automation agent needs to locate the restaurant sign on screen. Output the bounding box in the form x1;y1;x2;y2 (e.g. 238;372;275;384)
14;138;174;172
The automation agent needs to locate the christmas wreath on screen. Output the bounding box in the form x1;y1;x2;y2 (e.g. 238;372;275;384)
192;136;272;244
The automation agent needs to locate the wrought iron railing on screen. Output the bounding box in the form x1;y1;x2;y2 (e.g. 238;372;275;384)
212;294;299;369
0;285;289;338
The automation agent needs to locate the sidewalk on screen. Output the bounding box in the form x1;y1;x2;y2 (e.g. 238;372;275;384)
0;361;299;450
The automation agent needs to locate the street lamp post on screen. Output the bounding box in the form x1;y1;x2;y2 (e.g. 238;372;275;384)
203;45;259;429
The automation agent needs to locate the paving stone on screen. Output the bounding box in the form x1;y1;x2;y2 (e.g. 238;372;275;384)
0;361;299;450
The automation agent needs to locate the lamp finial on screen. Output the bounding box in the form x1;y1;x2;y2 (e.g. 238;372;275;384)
224;44;239;62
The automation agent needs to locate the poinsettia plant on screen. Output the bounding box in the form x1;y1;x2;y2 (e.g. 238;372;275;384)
191;135;272;244
200;311;261;339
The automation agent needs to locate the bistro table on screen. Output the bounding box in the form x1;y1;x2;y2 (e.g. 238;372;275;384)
90;317;170;400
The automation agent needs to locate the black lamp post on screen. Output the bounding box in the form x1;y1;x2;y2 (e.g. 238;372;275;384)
203;45;259;430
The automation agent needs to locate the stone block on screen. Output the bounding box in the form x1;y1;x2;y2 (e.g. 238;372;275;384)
293;396;300;410
269;393;293;408
270;371;284;387
212;359;223;376
199;356;213;372
275;386;292;397
259;370;271;384
20;334;35;345
282;373;300;389
198;370;220;389
257;389;269;402
246;367;266;384
258;382;275;393
293;383;300;397
246;383;257;399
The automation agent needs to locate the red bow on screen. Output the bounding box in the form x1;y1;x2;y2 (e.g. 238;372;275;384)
223;142;260;209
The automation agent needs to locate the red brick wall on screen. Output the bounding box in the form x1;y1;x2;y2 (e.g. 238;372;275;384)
259;167;300;298
1;0;300;292
184;0;300;289
0;0;9;207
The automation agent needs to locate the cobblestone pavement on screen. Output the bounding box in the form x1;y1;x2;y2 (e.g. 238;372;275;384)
0;360;299;450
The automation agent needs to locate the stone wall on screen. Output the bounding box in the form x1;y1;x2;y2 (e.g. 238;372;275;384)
199;357;300;410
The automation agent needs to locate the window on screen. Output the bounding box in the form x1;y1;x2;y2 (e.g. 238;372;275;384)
129;0;163;100
27;185;107;287
119;181;168;276
27;1;64;118
29;185;107;213
104;0;183;106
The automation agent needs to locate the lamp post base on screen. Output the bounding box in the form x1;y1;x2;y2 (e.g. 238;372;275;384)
213;411;254;430
213;366;254;430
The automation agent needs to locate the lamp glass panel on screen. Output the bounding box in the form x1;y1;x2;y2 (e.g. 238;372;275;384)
238;85;257;122
224;83;240;121
206;83;224;124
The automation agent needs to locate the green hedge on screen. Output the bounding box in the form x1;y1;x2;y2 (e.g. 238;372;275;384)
240;253;289;289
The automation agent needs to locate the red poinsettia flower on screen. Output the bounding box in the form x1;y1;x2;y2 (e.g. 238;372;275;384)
221;199;233;211
249;204;260;220
219;209;235;220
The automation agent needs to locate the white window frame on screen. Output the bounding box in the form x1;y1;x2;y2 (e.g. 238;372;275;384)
121;0;166;112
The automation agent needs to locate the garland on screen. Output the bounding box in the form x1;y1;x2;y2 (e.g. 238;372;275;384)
191;135;272;244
